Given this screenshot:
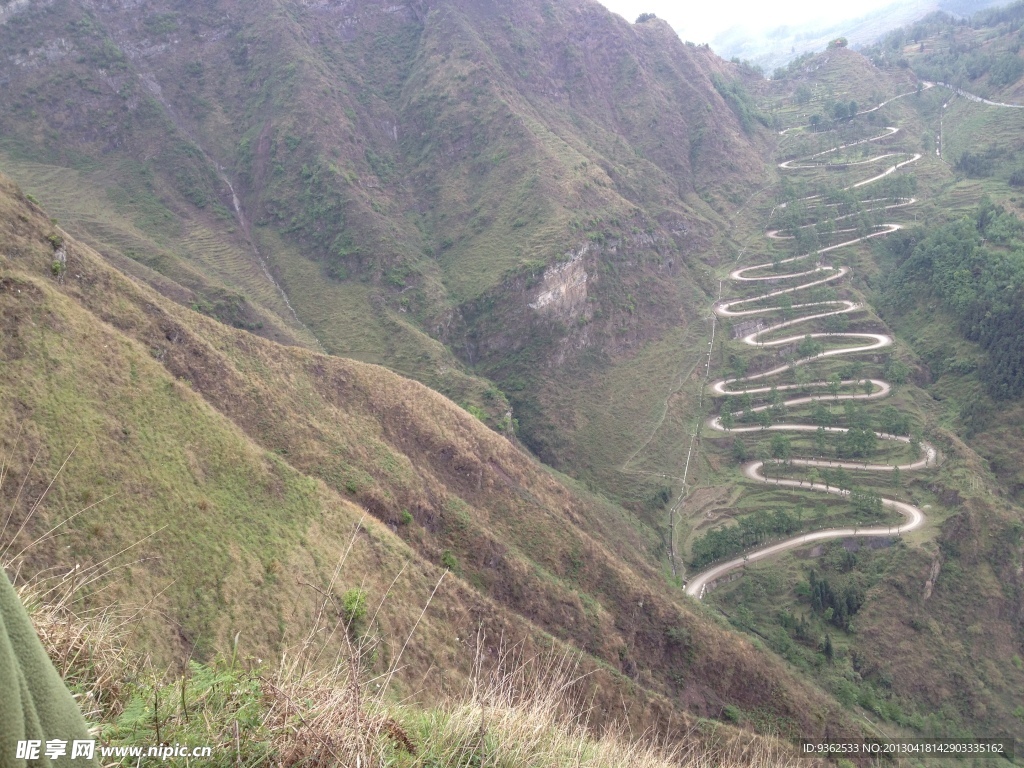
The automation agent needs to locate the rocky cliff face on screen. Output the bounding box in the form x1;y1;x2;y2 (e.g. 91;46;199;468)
528;245;590;319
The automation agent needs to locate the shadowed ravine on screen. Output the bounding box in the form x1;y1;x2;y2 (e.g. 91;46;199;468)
686;103;937;600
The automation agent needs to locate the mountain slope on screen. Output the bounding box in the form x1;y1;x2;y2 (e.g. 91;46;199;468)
0;0;777;506
0;171;866;741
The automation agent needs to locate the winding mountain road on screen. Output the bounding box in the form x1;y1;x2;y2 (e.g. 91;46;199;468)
686;103;936;600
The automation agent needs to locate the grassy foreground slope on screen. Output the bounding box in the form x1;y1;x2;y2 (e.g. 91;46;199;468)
20;577;808;768
0;173;866;742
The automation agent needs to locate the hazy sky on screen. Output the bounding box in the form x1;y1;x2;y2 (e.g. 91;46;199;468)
595;0;901;43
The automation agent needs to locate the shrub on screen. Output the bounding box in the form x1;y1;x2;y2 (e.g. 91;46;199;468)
341;587;368;632
464;403;486;421
955;151;994;177
441;550;460;573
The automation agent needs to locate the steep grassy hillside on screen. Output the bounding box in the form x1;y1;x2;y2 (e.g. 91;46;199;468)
0;0;777;509
0;172;872;743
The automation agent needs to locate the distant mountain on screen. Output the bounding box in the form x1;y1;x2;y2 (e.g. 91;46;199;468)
867;0;1024;102
710;0;1008;73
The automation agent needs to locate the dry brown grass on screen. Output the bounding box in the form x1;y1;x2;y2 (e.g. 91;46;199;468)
12;567;136;723
16;561;806;768
394;638;805;768
6;486;805;768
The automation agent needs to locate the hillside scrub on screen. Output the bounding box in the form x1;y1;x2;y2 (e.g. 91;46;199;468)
881;200;1024;398
0;0;773;499
868;2;1024;96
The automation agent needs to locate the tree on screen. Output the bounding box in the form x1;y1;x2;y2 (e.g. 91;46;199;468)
798;334;822;358
824;634;835;664
770;434;792;461
721;409;735;430
841;428;876;459
834;468;851;491
879;405;909;435
815;426;828;455
779;294;794;318
756;443;773;476
828;374;842;399
812;401;833;426
886;360;910;386
732;439;749;463
851;489;882;517
635;12;657;23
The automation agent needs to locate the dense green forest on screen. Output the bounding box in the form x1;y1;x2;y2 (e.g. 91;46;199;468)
806;568;865;631
882;200;1024;398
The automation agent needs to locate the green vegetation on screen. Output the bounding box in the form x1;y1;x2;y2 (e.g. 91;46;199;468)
3;0;1024;752
342;587;369;634
24;578;805;768
882;200;1024;398
0;177;869;748
806;568;862;630
869;2;1024;98
711;75;774;134
0;0;776;515
691;509;803;568
700;31;1024;744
